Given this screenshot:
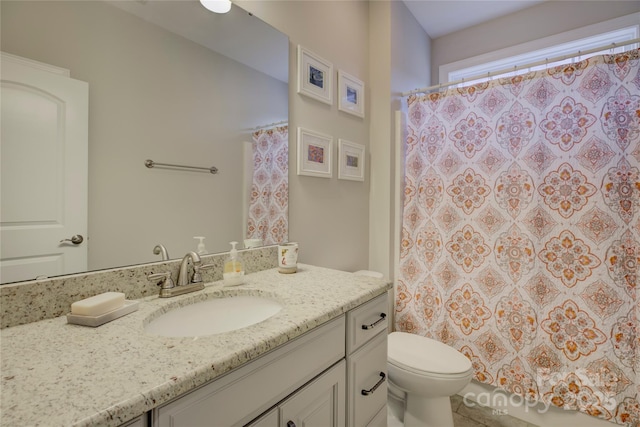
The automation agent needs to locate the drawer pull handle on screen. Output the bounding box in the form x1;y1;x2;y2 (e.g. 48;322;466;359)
361;313;386;330
287;421;296;427
361;372;386;396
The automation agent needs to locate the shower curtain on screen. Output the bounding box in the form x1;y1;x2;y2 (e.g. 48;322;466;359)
246;125;288;245
397;49;639;425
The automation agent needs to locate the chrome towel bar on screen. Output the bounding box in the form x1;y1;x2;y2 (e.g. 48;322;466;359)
145;159;218;174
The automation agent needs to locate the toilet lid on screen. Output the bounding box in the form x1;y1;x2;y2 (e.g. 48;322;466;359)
388;332;472;375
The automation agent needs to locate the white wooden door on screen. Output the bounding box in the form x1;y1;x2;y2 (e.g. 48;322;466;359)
1;53;88;283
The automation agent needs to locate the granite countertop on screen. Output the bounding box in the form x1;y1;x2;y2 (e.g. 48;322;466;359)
0;264;390;427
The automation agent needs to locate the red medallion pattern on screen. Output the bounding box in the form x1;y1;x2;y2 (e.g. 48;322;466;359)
494;224;536;282
399;50;639;426
578;65;613;103
601;158;640;225
450;112;493;158
539;230;601;288
577;207;619;244
495;289;537;351
577;136;616;174
494;162;535;218
418;167;443;215
542;372;613;419
496;101;536;157
496;358;539;400
446;283;491;335
540;96;596;152
447;168;490;214
541;300;607;361
446;225;490;273
604;229;638;298
538;162;597;218
416;276;443;329
601;86;640;151
523;205;557;239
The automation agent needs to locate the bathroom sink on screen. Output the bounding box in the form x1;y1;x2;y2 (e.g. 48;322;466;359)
144;296;283;337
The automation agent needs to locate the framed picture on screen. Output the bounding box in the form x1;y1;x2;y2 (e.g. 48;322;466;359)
338;70;364;118
297;45;333;105
338;139;365;181
297;127;333;178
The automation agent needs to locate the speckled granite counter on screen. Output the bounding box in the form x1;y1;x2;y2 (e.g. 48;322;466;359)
0;264;391;426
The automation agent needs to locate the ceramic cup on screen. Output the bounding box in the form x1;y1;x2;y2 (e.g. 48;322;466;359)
278;242;298;274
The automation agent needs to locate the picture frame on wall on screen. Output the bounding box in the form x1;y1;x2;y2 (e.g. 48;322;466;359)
338;139;365;181
297;45;333;105
337;70;364;118
297;127;333;178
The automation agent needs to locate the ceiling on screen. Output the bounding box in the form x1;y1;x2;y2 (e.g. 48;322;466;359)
402;0;545;39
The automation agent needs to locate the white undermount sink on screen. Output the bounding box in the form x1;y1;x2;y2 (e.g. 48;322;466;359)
144;295;283;337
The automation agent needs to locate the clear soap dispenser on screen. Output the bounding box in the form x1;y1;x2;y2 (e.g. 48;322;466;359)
194;236;208;255
223;241;245;286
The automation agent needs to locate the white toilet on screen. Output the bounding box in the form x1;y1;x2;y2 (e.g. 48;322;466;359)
387;331;474;427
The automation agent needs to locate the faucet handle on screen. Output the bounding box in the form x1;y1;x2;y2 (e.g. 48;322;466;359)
192;263;215;284
148;272;175;290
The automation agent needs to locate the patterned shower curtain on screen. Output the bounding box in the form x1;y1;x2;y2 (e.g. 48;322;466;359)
246;125;288;245
397;49;639;425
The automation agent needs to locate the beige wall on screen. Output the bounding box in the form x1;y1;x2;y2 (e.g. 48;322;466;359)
1;1;288;270
238;1;372;272
367;0;431;279
431;0;640;83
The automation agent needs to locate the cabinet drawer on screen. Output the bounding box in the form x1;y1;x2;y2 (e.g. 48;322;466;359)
347;332;387;427
346;293;388;354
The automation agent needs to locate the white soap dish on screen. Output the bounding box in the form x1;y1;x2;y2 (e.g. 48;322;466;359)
66;300;139;327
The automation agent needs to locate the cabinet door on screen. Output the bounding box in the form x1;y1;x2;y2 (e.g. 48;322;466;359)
280;361;346;427
347;332;387;427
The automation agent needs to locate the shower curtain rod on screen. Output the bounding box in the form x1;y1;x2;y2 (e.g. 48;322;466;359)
401;37;640;96
251;120;288;131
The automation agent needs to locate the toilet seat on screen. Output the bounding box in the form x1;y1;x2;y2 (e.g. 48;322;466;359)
388;332;472;377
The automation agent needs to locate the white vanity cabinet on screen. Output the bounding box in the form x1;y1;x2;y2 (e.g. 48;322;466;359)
153;316;345;427
151;293;389;427
346;293;388;427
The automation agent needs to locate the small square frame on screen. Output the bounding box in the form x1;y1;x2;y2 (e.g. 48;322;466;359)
338;70;364;118
297;45;333;105
338;139;365;182
297;127;333;178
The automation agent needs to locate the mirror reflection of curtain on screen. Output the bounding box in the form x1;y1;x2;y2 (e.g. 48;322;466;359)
398;49;639;424
246;126;289;245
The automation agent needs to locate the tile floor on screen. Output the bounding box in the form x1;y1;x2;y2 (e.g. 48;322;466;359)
388;395;540;427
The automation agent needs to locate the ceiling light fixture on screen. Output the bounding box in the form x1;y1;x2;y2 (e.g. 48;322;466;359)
200;0;232;14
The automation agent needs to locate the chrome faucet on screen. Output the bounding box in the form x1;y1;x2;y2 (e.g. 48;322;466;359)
147;251;213;298
178;251;201;286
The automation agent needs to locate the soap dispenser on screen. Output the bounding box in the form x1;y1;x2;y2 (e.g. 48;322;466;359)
223;241;245;286
194;236;208;255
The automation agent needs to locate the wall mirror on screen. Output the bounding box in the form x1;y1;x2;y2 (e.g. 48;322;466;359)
0;0;289;284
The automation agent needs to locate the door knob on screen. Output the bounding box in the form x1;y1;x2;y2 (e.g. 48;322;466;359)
60;234;83;245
